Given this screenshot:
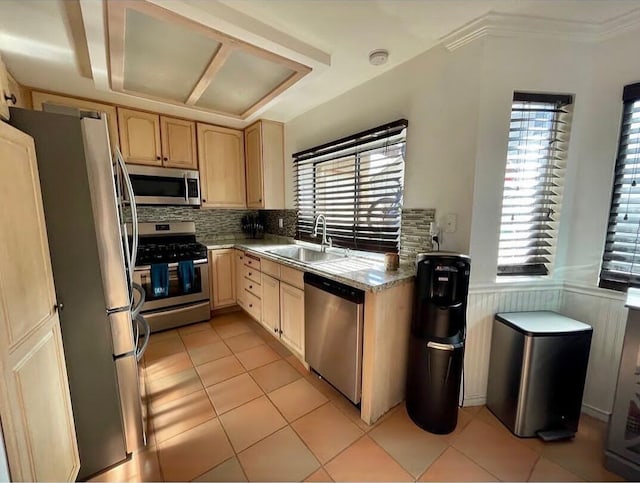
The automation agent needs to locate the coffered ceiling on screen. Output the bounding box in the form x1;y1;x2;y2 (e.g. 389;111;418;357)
0;1;639;128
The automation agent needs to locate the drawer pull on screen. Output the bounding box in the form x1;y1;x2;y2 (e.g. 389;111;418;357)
249;304;253;308
249;285;253;289
249;272;252;276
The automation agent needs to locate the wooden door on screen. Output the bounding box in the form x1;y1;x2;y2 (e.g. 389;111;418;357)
280;283;305;357
261;274;280;336
235;250;245;309
244;122;264;208
0;121;80;481
0;56;10;121
32;91;119;151
160;116;197;169
117;107;161;166
198;123;246;208
209;249;236;308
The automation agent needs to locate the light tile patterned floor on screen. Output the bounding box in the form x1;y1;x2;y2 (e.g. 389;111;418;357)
91;311;624;482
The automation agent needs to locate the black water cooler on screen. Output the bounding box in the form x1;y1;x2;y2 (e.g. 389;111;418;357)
406;253;471;434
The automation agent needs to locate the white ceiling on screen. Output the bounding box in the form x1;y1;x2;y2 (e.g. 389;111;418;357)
0;0;639;128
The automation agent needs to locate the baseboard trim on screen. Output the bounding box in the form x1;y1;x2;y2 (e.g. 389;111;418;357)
582;402;610;422
463;395;486;407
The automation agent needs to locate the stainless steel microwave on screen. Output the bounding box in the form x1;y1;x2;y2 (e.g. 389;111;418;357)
124;165;200;206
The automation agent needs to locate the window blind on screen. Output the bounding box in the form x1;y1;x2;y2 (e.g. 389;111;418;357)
497;92;573;276
293;119;407;253
600;83;640;290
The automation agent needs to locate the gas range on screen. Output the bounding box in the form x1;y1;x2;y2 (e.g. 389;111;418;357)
134;222;207;267
131;222;211;333
136;242;207;266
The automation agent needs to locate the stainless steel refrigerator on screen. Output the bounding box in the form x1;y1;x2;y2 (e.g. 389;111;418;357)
9;107;148;480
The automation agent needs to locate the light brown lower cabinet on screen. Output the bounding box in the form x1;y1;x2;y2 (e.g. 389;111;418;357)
261;273;280;336
209;249;236;309
279;282;305;357
235;250;246;309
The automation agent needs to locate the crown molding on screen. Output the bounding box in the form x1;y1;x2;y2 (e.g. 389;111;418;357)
440;9;640;52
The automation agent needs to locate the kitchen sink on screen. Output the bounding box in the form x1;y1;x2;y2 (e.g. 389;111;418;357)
266;246;346;264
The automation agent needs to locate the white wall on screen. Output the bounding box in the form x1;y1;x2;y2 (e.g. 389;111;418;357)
284;26;640;416
285;41;485;254
0;425;9;482
469;36;593;284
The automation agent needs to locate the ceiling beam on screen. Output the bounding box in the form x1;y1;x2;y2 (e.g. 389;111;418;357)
106;1;126;91
61;0;93;79
185;44;232;106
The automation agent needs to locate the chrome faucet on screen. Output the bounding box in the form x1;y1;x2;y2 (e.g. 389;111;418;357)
312;214;332;252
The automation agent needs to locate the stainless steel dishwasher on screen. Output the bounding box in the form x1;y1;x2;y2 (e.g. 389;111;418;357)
304;272;365;404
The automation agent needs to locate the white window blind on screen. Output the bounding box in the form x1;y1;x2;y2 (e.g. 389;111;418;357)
293;120;407;253
600;83;640;290
497;92;573;276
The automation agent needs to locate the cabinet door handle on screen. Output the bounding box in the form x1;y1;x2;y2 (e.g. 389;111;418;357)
279;329;283;335
4;93;17;104
249;285;253;289
249;304;253;308
156;156;161;160
163;157;168;161
249;272;252;276
274;327;278;333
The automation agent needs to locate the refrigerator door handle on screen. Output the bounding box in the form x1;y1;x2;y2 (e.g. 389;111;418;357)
131;282;145;319
135;314;151;362
116;147;139;289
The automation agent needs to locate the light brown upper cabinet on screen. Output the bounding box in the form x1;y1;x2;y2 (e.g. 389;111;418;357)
118;108;198;169
160;116;197;169
0;55;10;120
117;107;162;166
198;123;246;208
32;91;119;151
244;120;285;209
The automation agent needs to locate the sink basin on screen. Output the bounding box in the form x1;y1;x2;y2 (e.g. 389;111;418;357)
266;246;346;264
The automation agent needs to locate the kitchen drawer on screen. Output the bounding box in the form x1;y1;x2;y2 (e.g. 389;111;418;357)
243;275;261;299
280;265;304;290
244;264;261;284
261;258;281;279
244;254;261;271
244;289;261;321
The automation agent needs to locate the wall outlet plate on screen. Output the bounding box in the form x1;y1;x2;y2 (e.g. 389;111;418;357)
443;213;457;233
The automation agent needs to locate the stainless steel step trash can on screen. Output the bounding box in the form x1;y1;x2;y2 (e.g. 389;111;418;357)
487;311;592;438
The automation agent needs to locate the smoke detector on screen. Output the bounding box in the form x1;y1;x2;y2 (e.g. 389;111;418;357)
369;49;389;66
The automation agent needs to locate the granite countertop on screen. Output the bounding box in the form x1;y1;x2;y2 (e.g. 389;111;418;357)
199;237;415;292
626;287;640;310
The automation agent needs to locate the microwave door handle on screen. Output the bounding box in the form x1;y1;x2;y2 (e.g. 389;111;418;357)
184;174;188;202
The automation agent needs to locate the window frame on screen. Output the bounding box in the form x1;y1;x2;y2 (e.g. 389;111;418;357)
293;119;407;254
496;91;574;278
599;82;640;291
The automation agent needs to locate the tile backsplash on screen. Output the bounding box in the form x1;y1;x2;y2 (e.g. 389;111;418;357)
399;208;436;264
123;206;434;263
123;206;256;238
260;209;297;237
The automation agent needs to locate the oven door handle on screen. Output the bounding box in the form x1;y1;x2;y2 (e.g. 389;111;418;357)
135;258;208;272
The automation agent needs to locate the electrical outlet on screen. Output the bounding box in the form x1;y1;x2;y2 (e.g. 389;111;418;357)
443;213;457;233
278;218;284;229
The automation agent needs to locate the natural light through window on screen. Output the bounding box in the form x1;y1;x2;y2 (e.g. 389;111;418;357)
497;93;573;277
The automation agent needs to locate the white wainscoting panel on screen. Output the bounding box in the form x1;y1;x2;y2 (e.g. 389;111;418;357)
464;285;562;406
560;285;627;419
